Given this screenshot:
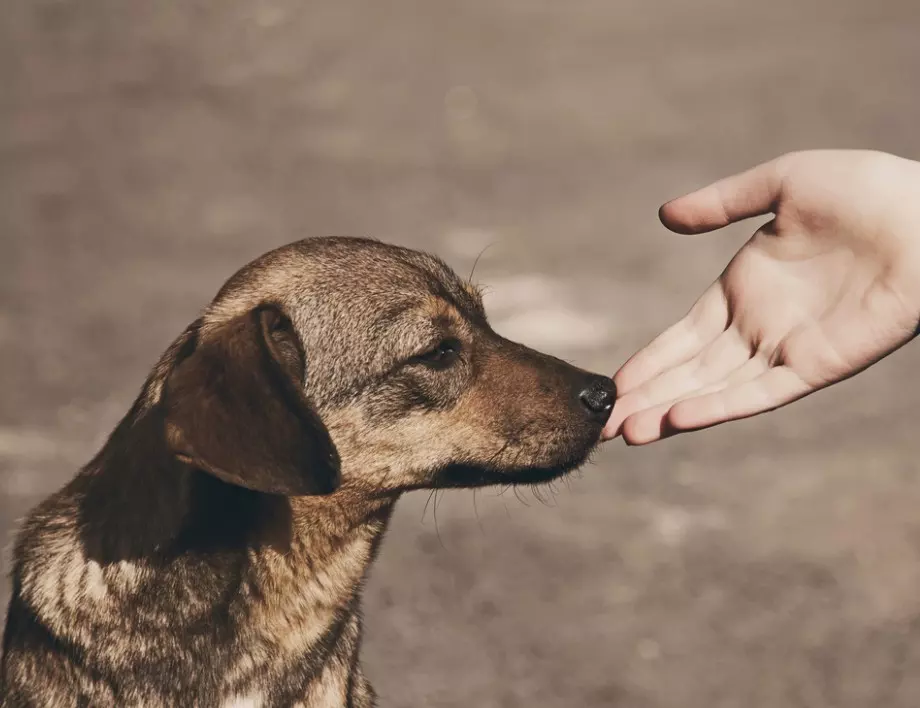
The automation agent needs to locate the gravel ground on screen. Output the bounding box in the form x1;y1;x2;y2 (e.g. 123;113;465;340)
3;1;920;705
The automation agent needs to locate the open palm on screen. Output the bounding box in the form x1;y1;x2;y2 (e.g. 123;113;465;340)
606;150;920;445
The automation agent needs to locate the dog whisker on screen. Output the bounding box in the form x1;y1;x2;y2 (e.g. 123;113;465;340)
467;243;495;283
512;487;530;508
472;489;485;535
432;489;445;550
422;489;437;523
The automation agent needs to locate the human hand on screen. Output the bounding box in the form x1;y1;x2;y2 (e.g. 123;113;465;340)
605;150;920;444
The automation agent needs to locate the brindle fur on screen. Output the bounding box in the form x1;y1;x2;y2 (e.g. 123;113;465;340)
0;237;614;707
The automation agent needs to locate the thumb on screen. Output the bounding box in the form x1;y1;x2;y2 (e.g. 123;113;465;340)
659;156;788;234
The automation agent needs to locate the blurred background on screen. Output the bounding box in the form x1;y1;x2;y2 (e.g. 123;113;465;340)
3;0;920;705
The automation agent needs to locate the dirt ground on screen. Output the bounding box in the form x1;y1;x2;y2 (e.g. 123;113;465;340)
3;1;920;705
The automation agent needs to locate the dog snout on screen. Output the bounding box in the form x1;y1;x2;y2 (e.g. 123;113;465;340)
577;375;616;423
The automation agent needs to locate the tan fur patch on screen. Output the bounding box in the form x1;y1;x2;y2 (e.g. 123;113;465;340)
221;692;265;708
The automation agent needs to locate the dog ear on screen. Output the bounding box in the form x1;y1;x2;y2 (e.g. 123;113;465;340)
163;306;340;496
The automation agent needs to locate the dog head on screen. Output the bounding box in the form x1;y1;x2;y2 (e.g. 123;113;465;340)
159;237;614;497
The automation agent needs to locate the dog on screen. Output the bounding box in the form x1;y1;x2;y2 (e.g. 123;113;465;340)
0;237;614;707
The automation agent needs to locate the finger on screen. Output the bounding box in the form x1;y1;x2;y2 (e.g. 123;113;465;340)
613;284;729;395
666;365;811;431
601;390;646;441
605;328;749;440
618;351;766;445
628;328;750;409
659;156;789;235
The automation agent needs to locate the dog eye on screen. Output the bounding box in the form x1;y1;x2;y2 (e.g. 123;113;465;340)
413;339;461;369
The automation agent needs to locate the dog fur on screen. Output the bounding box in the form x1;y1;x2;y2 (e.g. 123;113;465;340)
0;237;614;707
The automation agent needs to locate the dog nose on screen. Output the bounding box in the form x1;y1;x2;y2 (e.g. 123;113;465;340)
578;376;616;422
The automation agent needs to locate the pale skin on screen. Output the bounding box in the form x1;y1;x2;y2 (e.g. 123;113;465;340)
603;149;920;445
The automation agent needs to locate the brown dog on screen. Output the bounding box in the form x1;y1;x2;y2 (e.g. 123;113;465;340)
0;237;614;707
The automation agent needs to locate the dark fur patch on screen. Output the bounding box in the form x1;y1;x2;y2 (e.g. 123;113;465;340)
165;306;340;496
